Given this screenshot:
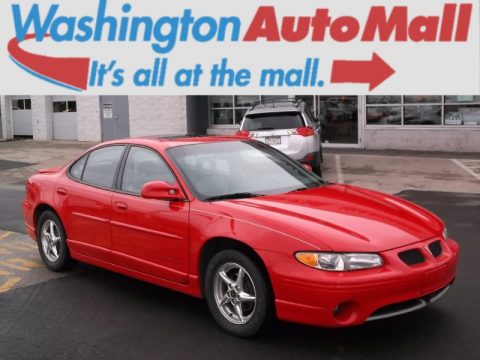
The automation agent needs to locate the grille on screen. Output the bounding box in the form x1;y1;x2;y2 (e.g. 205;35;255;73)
399;249;425;266
428;241;443;258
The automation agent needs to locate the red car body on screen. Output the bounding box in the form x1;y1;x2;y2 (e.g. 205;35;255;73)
23;137;459;328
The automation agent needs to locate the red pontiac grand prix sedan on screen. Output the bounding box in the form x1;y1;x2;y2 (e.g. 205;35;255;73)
23;136;459;337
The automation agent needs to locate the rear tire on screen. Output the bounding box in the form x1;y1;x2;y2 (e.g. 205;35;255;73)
37;211;74;272
204;250;274;337
313;153;323;177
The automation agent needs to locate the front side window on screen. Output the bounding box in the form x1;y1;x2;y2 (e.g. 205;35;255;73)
167;141;324;201
121;147;176;195
81;146;126;189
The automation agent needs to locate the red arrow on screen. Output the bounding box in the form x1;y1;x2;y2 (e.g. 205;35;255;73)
331;53;395;91
8;34;90;91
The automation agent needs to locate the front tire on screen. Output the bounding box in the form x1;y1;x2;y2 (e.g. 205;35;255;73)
204;250;274;337
37;210;74;272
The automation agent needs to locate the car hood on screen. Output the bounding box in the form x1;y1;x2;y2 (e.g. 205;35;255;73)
214;184;444;252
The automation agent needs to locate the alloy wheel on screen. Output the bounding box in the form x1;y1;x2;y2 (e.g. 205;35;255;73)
40;220;61;263
213;263;257;325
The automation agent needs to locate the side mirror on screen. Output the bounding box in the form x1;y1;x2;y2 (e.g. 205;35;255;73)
141;181;184;201
303;164;313;172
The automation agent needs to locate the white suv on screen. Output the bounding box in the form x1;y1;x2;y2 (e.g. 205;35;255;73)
237;100;323;175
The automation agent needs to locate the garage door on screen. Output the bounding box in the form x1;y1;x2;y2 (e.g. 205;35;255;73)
53;96;78;140
12;96;33;137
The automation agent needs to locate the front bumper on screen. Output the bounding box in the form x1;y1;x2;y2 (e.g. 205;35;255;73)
259;237;459;327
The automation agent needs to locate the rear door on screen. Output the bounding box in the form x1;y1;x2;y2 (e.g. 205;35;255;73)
55;145;126;262
111;146;190;284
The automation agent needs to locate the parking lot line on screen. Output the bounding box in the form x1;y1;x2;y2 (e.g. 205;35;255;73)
452;159;480;181
0;247;12;255
0;259;36;272
0;232;13;240
0;268;13;277
0;277;22;294
457;159;480;163
335;155;345;184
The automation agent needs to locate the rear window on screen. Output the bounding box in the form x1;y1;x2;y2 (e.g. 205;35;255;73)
242;112;304;131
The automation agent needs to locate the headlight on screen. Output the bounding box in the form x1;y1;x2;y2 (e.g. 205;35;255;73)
295;252;383;272
443;228;449;240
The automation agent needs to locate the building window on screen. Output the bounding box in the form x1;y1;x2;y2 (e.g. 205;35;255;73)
53;101;77;113
366;96;480;126
445;96;480;126
12;98;31;111
210;96;260;125
209;96;316;126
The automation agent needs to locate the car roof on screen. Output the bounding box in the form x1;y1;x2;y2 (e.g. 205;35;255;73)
245;108;302;116
245;100;305;116
98;135;246;151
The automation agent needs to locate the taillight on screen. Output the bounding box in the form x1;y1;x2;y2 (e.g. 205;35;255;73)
296;127;315;137
236;131;250;138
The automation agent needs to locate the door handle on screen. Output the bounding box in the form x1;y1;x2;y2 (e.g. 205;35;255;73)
57;188;68;196
114;202;128;210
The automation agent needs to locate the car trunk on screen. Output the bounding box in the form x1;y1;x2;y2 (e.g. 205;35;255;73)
250;129;295;153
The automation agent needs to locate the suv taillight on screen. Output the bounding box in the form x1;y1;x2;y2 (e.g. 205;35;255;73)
296;127;315;137
236;131;250;138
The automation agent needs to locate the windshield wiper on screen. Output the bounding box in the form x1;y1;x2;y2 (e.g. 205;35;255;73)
289;187;309;193
205;193;263;202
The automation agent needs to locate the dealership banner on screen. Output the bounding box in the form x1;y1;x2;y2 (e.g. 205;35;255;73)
0;0;479;95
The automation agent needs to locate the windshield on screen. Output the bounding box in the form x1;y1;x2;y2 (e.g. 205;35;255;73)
167;141;325;201
242;112;304;131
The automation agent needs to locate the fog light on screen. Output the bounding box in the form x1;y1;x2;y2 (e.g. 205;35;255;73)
333;302;356;322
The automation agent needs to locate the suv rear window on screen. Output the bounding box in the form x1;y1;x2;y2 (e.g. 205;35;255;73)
242;112;304;131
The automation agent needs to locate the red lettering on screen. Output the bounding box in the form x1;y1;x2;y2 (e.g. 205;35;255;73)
330;16;360;42
455;4;472;41
243;6;280;41
243;4;471;44
362;6;408;41
409;16;439;42
440;4;457;41
281;16;311;42
311;9;331;41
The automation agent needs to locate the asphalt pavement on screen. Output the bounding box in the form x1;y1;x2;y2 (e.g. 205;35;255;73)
0;190;479;360
0;187;26;234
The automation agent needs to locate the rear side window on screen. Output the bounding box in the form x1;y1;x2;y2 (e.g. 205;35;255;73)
80;146;126;189
242;112;304;131
70;156;87;180
121;147;176;195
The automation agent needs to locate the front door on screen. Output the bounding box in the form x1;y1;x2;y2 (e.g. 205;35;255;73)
111;146;190;284
101;96;130;141
318;96;359;145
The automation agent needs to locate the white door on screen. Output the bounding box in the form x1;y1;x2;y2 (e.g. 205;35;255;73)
53;96;78;140
12;96;33;137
